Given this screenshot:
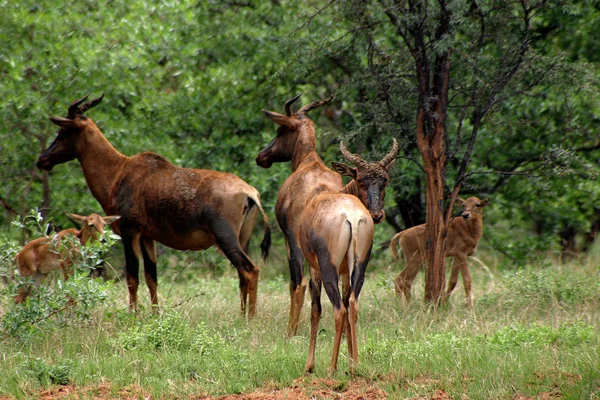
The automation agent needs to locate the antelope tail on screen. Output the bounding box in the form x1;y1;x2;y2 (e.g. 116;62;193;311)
389;231;404;260
249;194;271;260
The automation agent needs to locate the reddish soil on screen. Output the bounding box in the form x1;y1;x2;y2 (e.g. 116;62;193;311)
0;371;576;399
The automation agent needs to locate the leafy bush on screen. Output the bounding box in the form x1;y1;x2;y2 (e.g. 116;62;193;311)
0;210;118;338
118;310;188;351
25;357;73;386
114;309;226;354
502;269;598;304
486;322;595;348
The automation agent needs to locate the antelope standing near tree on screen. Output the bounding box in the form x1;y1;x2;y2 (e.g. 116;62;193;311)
14;213;120;303
390;196;488;306
256;94;398;373
36;94;270;318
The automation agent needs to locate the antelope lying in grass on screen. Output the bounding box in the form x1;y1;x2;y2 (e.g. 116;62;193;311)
37;94;271;318
257;94;397;373
14;213;120;303
390;196;489;306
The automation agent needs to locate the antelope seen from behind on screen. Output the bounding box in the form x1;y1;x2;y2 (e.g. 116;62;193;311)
257;94;398;373
14;213;120;303
390;196;489;306
37;93;271;318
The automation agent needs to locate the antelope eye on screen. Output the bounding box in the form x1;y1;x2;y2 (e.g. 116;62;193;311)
476;204;481;207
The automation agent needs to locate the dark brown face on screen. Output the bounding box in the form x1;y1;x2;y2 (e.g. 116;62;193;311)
37;127;79;171
355;168;389;224
37;115;87;171
256;110;302;168
256;125;297;168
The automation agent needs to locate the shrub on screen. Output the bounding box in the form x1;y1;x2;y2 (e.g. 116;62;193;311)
0;210;118;338
25;357;73;386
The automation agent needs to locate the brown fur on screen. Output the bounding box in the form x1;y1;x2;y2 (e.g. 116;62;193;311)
257;95;397;373
14;213;120;303
390;196;488;306
37;94;271;318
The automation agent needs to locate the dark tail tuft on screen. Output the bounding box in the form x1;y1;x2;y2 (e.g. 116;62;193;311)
260;224;271;260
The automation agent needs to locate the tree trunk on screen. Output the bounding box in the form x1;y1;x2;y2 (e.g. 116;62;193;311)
416;106;448;305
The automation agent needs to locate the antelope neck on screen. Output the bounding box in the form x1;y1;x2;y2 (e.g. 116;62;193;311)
79;124;128;210
340;180;359;196
291;122;320;171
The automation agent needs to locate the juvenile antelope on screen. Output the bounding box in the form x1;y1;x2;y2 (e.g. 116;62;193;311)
14;213;120;303
257;94;397;373
37;94;270;318
390;196;489;306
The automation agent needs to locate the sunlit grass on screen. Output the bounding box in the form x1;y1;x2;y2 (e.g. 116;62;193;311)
1;251;599;399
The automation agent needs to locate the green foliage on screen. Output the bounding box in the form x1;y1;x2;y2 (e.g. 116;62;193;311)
115;309;226;354
0;260;599;398
501;268;599;305
25;357;73;386
0;210;118;338
487;322;595;348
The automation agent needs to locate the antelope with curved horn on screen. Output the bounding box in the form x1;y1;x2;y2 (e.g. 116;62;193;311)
257;94;398;373
37;94;271;318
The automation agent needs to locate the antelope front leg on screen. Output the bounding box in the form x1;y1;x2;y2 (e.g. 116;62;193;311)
458;255;473;307
443;257;461;305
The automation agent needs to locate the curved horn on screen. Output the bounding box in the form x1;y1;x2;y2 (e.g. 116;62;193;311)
284;93;302;116
80;93;105;114
297;94;334;116
339;141;367;167
67;93;90;118
379;138;399;166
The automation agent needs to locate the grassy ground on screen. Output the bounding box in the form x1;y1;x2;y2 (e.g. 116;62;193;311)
0;249;599;399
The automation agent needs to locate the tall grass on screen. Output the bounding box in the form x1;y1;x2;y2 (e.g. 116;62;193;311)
1;251;599;399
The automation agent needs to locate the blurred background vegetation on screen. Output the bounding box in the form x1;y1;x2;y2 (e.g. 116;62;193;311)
1;0;598;276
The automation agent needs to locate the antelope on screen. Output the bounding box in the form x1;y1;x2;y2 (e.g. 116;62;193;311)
257;94;398;373
37;94;270;318
390;196;489;306
14;213;120;303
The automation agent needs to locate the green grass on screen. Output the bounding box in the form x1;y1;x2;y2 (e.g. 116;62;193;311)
1;252;599;399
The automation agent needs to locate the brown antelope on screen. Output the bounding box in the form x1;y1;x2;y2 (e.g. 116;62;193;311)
390;196;489;306
14;213;120;303
257;94;398;373
36;94;270;318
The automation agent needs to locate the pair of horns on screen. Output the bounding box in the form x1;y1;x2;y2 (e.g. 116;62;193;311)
67;93;105;118
340;138;399;167
284;93;334;116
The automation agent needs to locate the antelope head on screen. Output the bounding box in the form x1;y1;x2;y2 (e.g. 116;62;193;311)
331;139;399;224
256;94;333;168
37;93;104;171
457;196;489;220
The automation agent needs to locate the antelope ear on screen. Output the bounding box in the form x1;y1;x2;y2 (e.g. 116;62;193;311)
481;198;490;207
330;162;357;179
67;213;86;225
103;215;121;225
49;116;77;128
456;197;466;206
261;110;300;129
